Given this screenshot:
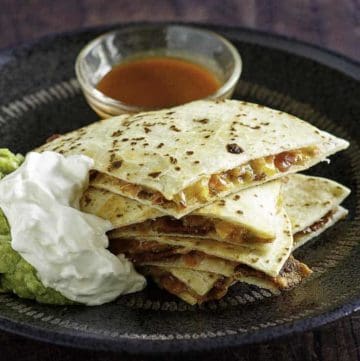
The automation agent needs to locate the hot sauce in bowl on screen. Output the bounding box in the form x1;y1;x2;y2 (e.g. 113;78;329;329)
96;56;221;109
75;25;242;118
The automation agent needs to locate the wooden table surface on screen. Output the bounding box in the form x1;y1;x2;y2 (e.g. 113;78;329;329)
0;1;359;360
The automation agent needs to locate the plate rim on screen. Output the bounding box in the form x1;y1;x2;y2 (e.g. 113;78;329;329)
0;21;359;354
0;293;359;354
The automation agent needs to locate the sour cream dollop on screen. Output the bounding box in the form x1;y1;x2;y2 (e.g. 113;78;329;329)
0;151;146;305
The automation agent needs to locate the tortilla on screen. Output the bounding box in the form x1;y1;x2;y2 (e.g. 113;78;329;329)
234;256;312;291
142;253;237;277
90;180;281;244
292;206;348;250
163;267;221;297
80;187;162;228
82;174;350;248
141;265;233;305
140;251;311;291
38;99;348;217
283;174;350;249
141;256;312;304
110;208;293;277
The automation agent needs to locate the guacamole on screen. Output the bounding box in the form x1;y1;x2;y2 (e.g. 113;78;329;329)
0;150;72;305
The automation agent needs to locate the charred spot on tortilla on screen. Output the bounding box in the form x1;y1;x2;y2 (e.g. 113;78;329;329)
112;130;122;137
226;143;244;154
108;160;123;171
169;157;177;164
186;151;194;155
236;121;262;130
132;137;145;141
233;195;241;200
144;127;151;133
170;125;181;132
193;118;209;124
175;167;181;171
148;172;162;178
157;143;164;149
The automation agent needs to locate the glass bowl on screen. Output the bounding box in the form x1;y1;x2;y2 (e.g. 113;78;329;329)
75;25;242;118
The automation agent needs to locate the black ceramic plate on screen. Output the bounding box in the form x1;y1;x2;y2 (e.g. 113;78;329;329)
0;23;359;354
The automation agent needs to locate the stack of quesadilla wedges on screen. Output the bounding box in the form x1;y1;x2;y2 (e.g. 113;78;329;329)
38;100;350;305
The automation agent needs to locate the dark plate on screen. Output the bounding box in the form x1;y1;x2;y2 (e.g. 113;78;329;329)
0;23;359;354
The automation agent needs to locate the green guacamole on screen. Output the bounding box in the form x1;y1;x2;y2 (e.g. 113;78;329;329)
0;149;24;179
0;149;73;305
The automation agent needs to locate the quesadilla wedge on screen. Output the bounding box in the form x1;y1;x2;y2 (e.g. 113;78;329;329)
39;100;349;218
82;174;350;249
283;174;350;249
139;252;311;292
129;175;348;302
141;255;312;305
82;180;282;244
109;208;293;277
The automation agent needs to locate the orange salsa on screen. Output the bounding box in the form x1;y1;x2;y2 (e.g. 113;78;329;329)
97;56;221;108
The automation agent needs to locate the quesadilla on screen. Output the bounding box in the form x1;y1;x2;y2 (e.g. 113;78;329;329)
141;255;312;305
110;208;293;278
141;253;311;292
82;179;282;244
104;174;349;304
39;100;349;218
283;174;350;249
82;174;350;251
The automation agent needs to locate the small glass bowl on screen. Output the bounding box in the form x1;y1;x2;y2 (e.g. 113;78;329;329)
75;25;242;118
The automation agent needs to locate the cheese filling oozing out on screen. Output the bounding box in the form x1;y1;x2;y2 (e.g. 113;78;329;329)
90;146;318;210
293;209;336;240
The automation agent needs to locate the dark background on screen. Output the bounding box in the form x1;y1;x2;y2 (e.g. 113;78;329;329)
0;0;359;61
0;1;359;360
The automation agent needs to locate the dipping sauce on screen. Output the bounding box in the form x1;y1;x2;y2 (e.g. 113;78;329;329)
97;56;221;108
